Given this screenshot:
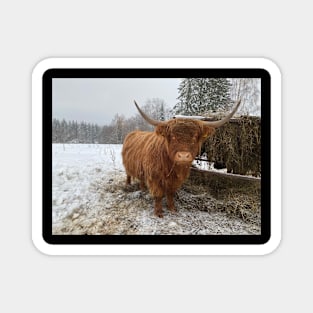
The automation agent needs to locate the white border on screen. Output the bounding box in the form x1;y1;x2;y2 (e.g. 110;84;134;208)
32;58;281;255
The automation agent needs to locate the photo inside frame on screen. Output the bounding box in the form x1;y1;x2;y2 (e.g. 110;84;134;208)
43;68;270;245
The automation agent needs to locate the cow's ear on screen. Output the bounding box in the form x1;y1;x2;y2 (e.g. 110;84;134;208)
156;124;167;137
201;125;215;140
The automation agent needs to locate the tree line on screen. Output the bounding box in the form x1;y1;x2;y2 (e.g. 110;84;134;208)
53;98;169;144
53;78;260;144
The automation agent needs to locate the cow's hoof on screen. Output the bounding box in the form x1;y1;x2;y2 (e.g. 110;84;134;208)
155;211;164;218
168;206;177;213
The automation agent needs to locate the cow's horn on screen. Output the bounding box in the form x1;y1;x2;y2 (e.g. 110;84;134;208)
202;99;241;128
134;100;165;127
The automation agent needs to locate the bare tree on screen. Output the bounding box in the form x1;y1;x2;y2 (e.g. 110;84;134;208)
229;78;261;116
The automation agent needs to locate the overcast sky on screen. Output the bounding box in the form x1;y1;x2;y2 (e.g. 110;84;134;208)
53;78;181;125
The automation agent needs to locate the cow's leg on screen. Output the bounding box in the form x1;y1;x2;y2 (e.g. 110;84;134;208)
140;180;146;191
148;180;164;217
154;197;163;218
166;192;177;213
126;175;131;185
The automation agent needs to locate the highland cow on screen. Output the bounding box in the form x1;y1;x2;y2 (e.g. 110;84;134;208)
122;100;241;217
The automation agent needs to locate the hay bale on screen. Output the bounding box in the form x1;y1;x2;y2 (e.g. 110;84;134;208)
203;116;261;176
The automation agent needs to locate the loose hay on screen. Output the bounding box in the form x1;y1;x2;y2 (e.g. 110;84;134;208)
53;171;261;235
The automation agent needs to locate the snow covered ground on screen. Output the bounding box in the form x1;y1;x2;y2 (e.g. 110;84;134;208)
52;144;260;235
53;144;124;223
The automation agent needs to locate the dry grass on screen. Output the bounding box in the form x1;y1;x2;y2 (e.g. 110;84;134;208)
53;170;261;235
203;116;261;176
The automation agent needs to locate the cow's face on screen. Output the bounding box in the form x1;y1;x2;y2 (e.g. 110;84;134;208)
156;119;215;164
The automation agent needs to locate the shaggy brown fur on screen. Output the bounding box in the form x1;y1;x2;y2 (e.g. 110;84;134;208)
122;119;215;217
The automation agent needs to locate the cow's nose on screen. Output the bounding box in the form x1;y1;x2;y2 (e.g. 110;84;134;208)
175;151;192;162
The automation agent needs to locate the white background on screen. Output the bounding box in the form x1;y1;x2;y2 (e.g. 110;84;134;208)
1;0;311;312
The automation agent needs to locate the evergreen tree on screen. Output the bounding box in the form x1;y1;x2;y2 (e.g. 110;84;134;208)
78;122;87;143
173;78;231;115
173;79;197;115
52;119;61;143
60;119;68;143
73;120;78;143
159;103;165;121
205;78;232;112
